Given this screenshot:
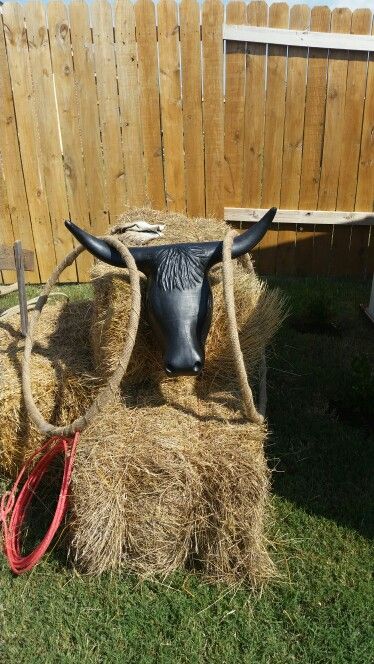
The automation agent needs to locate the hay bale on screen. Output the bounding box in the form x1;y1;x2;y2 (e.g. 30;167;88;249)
0;301;97;476
90;208;286;386
71;398;273;586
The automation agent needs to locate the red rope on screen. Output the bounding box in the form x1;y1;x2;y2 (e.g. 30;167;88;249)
0;433;79;575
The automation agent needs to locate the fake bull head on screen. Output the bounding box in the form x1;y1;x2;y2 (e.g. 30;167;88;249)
65;208;276;377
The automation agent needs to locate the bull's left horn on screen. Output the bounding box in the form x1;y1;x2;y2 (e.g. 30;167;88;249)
64;220;152;272
231;207;277;259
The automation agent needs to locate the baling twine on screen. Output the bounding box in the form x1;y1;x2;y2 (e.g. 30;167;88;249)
22;230;266;436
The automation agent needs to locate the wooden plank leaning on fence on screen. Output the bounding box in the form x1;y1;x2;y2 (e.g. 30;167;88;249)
180;0;205;218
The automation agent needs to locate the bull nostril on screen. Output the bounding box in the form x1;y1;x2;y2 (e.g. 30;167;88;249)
193;361;202;374
165;363;174;376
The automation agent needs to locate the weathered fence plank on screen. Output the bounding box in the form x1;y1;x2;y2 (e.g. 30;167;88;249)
224;1;247;208
297;5;330;276
242;0;267;210
48;0;93;281
25;0;76;281
69;0;107;236
158;0;186;213
2;3;57;282
0;14;39;283
278;3;310;276
180;0;205;217
258;2;289;274
115;0;146;208
135;0;165;210
202;0;224;218
92;0;125;221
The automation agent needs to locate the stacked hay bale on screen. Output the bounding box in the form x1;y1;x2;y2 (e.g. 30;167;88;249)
0;300;97;476
71;208;286;585
0;208;286;586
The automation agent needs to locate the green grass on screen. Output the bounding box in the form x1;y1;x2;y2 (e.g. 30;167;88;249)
1;277;373;663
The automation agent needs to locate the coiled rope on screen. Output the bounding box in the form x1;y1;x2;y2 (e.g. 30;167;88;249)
1;229;265;574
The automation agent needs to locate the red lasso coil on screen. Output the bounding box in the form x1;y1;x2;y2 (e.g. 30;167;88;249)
0;433;79;575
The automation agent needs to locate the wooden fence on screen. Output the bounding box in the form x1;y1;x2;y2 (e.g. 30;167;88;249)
0;0;373;284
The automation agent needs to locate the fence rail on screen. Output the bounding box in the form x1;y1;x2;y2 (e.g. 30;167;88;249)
0;0;373;283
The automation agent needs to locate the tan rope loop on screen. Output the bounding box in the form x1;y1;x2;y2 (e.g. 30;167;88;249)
22;236;141;437
222;230;265;425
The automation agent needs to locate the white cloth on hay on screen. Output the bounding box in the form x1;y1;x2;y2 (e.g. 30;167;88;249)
111;221;165;245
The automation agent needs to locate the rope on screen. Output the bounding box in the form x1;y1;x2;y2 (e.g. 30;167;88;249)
222;230;265;425
0;434;79;575
21;236;141;438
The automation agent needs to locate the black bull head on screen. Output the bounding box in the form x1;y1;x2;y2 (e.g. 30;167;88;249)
65;207;276;377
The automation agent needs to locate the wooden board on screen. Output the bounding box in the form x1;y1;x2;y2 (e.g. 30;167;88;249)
48;0;93;281
202;0;224;219
0;14;38;283
332;9;372;278
25;0;76;282
258;2;289;274
114;0;146;208
224;1;247;207
2;2;56;282
242;0;267;209
69;0;107;236
91;0;125;222
135;0;165;210
179;0;205;217
223;24;374;52
157;0;186;213
0;245;35;271
278;4;310;276
317;8;351;276
297;6;330;276
224;209;374;225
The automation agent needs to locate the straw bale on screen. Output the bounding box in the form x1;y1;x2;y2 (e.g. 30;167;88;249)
71;397;273;585
90;208;286;387
0;300;97;476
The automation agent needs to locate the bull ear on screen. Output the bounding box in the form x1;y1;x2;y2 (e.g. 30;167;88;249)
64;221;152;272
231;207;277;259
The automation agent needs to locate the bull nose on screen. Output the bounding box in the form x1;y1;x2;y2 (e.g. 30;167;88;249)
165;360;202;377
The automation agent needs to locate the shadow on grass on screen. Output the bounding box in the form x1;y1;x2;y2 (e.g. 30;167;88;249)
265;277;374;539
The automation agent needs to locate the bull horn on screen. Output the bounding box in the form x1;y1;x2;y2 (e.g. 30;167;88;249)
230;207;277;259
64;220;152;272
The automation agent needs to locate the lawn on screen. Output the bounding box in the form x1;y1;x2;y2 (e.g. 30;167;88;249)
0;277;373;663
